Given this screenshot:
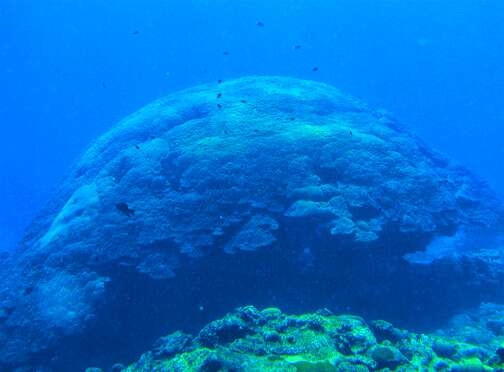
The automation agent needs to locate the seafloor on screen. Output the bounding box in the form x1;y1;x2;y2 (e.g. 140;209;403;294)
86;303;504;372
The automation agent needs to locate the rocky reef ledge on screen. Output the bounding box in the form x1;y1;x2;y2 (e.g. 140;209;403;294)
87;304;504;372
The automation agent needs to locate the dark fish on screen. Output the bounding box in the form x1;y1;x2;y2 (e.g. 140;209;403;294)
218;79;223;84
290;117;296;121
116;202;135;217
23;287;34;296
294;44;302;50
135;145;140;149
312;67;319;72
256;21;265;27
223;51;230;56
240;100;247;103
350;130;353;136
217;93;222;99
217;104;223;109
132;30;140;35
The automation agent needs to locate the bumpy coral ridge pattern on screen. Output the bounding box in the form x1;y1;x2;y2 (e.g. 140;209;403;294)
88;304;504;372
2;76;503;369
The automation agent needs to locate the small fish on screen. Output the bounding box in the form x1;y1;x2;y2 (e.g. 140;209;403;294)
135;145;140;149
132;30;140;35
349;130;353;136
294;44;302;50
289;117;296;121
240;100;247;103
218;79;223;84
217;103;223;109
23;287;34;296
312;67;319;72
256;21;265;27
116;202;135;217
217;93;222;99
102;82;107;88
223;51;230;56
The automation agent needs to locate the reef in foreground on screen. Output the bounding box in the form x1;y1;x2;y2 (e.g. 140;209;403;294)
87;304;504;372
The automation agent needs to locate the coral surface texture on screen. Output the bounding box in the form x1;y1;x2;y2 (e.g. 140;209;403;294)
1;76;503;370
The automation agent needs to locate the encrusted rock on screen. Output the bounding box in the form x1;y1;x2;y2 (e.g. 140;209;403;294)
369;344;407;369
198;316;252;347
153;331;193;358
370;319;408;343
119;306;504;371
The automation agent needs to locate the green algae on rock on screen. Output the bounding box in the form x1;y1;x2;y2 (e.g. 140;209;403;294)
118;306;504;372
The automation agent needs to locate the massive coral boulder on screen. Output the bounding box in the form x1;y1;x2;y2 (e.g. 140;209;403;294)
1;76;503;370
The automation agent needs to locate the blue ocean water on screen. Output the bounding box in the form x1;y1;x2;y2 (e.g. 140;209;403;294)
1;1;504;371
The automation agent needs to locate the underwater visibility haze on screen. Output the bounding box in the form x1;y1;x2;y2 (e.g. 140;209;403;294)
1;1;504;371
